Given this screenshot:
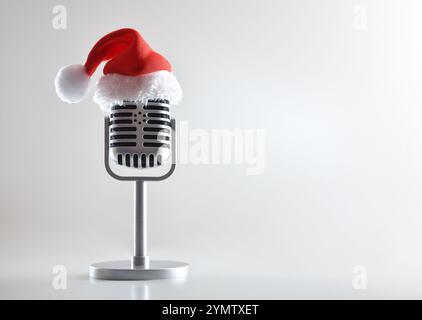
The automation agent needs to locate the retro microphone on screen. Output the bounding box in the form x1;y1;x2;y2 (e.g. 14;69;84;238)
55;28;188;280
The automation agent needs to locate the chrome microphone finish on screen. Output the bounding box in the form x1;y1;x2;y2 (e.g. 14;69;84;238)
109;99;172;168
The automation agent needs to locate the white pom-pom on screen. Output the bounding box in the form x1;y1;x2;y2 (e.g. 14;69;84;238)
55;64;91;103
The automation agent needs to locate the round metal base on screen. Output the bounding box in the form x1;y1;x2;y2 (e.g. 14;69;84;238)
89;260;189;280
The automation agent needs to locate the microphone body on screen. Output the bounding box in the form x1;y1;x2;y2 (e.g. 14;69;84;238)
109;99;172;168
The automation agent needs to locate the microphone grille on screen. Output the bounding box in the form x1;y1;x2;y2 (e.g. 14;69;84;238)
109;100;172;168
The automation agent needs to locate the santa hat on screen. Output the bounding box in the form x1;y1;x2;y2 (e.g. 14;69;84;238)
55;28;182;112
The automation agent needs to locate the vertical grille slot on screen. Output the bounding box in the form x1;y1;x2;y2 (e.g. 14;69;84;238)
141;154;147;168
125;154;131;167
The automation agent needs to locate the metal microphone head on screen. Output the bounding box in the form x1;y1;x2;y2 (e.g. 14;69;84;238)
109;99;172;168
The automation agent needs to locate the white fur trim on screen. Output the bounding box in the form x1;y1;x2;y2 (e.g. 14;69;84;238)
93;70;183;112
55;64;91;103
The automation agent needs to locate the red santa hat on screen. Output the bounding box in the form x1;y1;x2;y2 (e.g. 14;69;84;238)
55;28;182;112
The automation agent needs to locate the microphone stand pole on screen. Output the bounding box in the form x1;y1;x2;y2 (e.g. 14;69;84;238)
133;180;149;268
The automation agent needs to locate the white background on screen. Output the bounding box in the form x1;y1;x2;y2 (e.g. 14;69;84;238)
1;0;422;299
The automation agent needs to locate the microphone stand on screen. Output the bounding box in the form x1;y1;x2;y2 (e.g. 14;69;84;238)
89;118;188;280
